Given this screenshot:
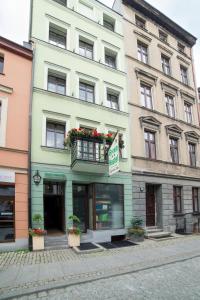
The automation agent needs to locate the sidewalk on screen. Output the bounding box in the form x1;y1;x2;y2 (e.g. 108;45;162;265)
0;235;200;299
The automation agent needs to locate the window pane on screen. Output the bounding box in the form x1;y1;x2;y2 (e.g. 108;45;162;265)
95;184;124;230
56;132;65;148
47;131;55;147
0;187;15;242
0;57;4;73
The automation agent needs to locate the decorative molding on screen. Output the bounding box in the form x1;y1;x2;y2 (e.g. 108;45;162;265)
157;43;173;56
45;13;71;27
177;55;190;66
135;68;157;85
185;131;200;143
165;124;183;138
140;116;161;131
180;90;195;104
0;84;13;94
134;30;152;42
160;80;179;95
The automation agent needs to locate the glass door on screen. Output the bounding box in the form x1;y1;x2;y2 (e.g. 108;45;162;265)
73;184;89;233
0;185;15;242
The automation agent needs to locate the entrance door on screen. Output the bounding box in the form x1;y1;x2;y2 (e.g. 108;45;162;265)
44;182;65;234
146;185;156;227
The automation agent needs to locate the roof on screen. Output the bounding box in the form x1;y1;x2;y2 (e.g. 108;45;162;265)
0;36;33;60
122;0;197;46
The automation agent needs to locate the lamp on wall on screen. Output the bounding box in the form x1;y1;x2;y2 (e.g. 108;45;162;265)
33;170;41;185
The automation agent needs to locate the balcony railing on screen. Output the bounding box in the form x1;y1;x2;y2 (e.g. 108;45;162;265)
71;138;109;173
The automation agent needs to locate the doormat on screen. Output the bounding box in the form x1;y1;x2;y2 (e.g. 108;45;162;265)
78;243;99;251
99;240;137;249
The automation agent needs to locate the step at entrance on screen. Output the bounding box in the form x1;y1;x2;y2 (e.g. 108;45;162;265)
44;234;68;250
145;227;171;239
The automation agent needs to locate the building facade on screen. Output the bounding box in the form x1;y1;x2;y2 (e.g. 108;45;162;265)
0;37;32;250
30;0;132;246
120;0;200;233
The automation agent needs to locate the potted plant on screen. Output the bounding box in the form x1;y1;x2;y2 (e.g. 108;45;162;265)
67;215;81;247
29;214;46;251
128;217;145;242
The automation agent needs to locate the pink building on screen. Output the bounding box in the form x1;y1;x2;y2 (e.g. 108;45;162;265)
0;37;32;250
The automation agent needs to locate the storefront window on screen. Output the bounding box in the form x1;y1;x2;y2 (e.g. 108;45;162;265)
0;186;15;242
95;184;124;230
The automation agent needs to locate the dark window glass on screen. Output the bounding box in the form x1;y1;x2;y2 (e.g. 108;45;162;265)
46;122;65;149
137;42;148;64
140;84;152;109
49;27;66;48
53;0;66;6
170;137;179;163
173;186;182;213
0;56;4;73
189;143;196;167
192;187;199;213
135;15;146;29
95;184;124;230
103;19;114;31
107;93;119;110
159;30;168;43
0;186;15;242
180;66;188;85
178;43;185;53
161;54;171;75
79;40;93;59
48;74;66;95
184;102;192;123
105;54;116;68
144;131;156;159
79;82;94;102
165;94;175;118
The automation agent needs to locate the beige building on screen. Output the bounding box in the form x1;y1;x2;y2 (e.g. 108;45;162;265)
114;0;200;233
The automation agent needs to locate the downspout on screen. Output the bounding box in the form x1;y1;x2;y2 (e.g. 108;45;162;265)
190;47;200;125
28;0;34;250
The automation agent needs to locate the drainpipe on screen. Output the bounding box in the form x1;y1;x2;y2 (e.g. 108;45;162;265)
28;0;35;250
190;47;200;125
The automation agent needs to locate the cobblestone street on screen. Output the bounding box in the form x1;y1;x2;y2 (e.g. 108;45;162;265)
0;236;200;299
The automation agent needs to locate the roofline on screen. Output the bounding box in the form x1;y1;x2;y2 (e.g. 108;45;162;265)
122;0;197;46
0;36;33;60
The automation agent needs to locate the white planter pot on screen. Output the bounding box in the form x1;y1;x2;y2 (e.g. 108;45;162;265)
32;235;44;251
68;233;80;247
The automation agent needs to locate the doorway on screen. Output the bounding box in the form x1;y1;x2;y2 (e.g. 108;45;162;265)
43;182;65;235
146;184;156;227
73;184;89;233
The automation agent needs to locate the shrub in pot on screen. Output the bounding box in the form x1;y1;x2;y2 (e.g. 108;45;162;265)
29;214;46;251
67;215;81;247
128;217;145;242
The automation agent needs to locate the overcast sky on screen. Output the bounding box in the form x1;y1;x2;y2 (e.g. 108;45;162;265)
0;0;199;85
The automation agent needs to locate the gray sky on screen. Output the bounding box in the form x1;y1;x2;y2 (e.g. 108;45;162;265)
0;0;199;85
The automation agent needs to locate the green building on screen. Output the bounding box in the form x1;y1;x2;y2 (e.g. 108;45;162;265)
30;0;132;246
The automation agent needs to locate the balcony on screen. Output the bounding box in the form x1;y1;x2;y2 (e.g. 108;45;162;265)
71;138;109;173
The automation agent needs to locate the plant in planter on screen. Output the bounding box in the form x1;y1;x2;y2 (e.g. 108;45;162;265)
29;214;46;251
67;215;81;247
128;217;145;242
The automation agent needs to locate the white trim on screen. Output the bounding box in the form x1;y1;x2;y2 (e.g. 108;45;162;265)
0;96;8;147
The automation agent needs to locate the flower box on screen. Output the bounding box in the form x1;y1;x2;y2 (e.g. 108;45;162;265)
32;235;45;251
68;232;80;247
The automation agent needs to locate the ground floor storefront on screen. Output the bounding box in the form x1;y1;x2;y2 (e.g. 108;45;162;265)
132;173;200;233
0;169;28;251
31;163;133;245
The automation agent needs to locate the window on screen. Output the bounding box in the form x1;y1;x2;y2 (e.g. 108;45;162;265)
105;49;117;69
137;42;148;64
173;186;182;213
79;40;93;59
0;56;4;73
0;186;15;242
103;15;115;31
144;131;156;159
107;92;119;110
79;82;94;102
135;15;146;29
180;66;188;85
161;54;171;75
184;102;192;123
189;143;196;167
170;137;179;163
46;122;65;149
159;30;168;43
47;73;66;95
140;84;153;109
49;25;66;48
178;43;185;54
165;94;175;118
53;0;66;5
192;188;199;213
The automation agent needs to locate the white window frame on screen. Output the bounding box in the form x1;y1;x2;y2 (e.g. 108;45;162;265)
0;97;8;147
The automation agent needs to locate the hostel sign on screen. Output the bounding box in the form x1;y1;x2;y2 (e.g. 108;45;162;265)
108;134;119;176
